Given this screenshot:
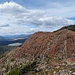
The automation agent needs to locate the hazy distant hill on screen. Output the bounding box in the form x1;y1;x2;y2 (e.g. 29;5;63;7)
0;34;31;55
0;36;6;41
0;34;31;46
0;38;25;46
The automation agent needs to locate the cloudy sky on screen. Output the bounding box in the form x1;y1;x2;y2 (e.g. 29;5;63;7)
0;0;75;35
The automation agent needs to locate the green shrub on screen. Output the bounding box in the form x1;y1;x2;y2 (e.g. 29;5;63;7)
19;60;37;74
6;61;37;75
62;25;75;31
6;68;21;75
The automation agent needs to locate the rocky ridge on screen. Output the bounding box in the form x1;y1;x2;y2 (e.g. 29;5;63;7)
0;28;75;75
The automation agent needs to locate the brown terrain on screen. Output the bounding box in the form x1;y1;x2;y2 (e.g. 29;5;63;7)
0;28;75;75
11;29;75;60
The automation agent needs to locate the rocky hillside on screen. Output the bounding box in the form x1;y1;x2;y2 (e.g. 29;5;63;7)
12;29;75;59
0;26;75;75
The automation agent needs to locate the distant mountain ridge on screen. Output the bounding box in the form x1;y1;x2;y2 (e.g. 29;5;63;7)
0;34;31;46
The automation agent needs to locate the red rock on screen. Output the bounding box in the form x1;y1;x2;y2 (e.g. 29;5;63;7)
11;29;75;62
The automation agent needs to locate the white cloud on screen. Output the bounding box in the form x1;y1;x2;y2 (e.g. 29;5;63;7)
44;1;75;18
0;1;74;35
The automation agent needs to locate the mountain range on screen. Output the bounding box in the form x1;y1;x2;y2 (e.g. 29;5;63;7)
0;25;75;75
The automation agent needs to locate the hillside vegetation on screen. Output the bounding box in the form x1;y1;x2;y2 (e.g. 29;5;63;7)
61;25;75;31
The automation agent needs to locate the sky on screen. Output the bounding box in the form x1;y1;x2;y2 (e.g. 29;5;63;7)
0;0;75;35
